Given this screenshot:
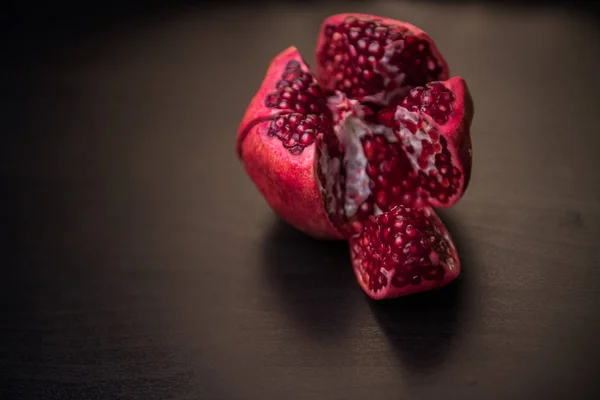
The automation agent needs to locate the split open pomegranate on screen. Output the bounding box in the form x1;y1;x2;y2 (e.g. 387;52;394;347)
237;14;473;298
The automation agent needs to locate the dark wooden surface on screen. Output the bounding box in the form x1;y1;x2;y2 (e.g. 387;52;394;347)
2;1;600;399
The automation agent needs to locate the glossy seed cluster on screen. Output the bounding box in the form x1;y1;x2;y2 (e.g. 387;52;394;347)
400;82;455;125
267;113;331;155
265;60;327;115
351;205;451;292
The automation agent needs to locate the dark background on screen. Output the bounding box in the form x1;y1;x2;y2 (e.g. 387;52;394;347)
2;1;600;399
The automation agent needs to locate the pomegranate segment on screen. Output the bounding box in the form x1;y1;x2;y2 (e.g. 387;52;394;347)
237;47;344;239
349;205;460;299
394;76;473;208
315;13;449;106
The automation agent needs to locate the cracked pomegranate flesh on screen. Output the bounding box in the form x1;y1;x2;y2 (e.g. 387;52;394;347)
237;13;473;298
350;205;460;299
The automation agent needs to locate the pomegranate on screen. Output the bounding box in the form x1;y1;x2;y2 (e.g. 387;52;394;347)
349;205;460;299
237;13;473;298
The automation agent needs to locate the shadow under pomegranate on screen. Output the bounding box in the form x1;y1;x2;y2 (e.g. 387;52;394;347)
260;217;360;342
367;209;472;374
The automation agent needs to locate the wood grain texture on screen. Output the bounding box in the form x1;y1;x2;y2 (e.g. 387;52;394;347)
2;1;600;399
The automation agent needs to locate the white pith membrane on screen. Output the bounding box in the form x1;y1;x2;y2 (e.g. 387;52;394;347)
326;93;379;218
366;41;410;105
394;107;438;175
318;143;341;217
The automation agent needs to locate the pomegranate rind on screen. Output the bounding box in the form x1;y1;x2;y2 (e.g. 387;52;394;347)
438;76;474;207
349;206;461;299
237;47;344;240
315;13;450;102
